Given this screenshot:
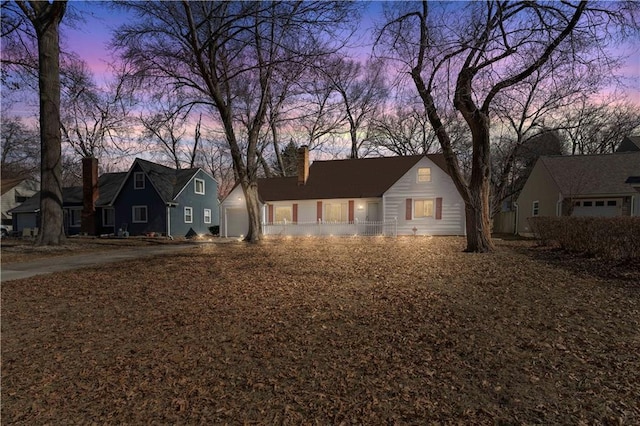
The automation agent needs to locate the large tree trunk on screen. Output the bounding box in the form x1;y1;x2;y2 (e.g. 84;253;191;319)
33;2;66;245
241;179;262;243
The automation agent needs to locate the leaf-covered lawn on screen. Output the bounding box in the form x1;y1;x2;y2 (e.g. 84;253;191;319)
2;237;639;424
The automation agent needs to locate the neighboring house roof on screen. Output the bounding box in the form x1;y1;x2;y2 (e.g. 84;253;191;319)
110;158;203;205
1;177;38;195
616;135;640;152
538;151;640;196
1;178;27;195
257;154;449;202
9;187;83;214
96;172;127;206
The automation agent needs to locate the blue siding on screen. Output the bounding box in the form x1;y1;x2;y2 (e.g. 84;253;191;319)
113;163;167;235
170;170;219;237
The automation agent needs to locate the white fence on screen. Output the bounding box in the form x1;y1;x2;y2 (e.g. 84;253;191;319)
263;218;397;237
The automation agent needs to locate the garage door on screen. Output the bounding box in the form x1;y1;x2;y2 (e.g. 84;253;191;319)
224;208;248;237
573;200;620;217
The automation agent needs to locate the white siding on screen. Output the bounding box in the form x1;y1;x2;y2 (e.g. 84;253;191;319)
220;186;255;237
384;157;465;236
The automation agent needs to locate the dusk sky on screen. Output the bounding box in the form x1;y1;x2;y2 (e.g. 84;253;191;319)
61;1;640;99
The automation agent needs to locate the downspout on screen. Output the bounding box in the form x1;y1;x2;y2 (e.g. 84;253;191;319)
632;195;636;216
513;202;519;236
224;207;228;238
166;202;177;239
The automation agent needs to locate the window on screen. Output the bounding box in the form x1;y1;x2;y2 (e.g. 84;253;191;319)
532;201;539;216
414;199;434;218
595;201;605;207
275;206;292;223
607;200;617;206
194;178;205;195
184;207;193;223
103;208;115;227
583;201;593;207
69;208;82;227
132;206;147;223
574;201;581;207
134;172;145;189
204;208;212;224
325;203;347;222
417;167;431;182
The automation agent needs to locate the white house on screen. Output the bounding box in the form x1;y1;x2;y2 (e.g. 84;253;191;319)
220;147;466;237
1;177;39;233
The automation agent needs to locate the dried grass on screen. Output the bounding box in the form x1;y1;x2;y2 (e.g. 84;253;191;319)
2;237;639;424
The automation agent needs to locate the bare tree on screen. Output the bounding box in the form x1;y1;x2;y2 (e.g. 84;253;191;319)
377;1;638;252
60;58;138;160
324;56;387;159
114;1;356;242
559;96;640;155
369;105;437;156
12;0;67;245
0;113;40;179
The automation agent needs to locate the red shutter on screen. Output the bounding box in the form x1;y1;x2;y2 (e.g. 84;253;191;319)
317;201;323;221
348;200;354;222
435;197;442;220
405;198;412;220
268;204;274;223
292;203;298;223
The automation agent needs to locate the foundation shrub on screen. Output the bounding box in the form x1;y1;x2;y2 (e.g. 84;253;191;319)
528;216;640;260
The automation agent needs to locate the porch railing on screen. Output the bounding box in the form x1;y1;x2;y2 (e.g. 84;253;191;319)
263;218;397;237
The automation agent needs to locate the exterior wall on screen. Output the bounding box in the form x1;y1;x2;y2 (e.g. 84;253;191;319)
171;169;220;237
516;161;561;235
12;212;38;233
112;163;166;236
1;180;39;229
384;157;465;236
220;185;248;238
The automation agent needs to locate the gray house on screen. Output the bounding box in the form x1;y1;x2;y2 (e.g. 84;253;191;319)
10;158;219;237
515;151;640;236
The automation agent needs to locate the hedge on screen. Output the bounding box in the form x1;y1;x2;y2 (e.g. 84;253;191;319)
528;216;640;260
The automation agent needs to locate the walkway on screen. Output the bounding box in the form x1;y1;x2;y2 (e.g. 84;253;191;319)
1;244;196;282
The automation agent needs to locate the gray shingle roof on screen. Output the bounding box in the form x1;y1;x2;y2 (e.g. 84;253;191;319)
134;159;200;203
257;154;449;202
539;151;640;196
616;135;640;152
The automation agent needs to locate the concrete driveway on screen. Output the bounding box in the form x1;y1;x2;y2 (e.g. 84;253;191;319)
1;244;196;282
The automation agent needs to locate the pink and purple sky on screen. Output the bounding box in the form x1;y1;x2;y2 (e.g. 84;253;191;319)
63;1;639;99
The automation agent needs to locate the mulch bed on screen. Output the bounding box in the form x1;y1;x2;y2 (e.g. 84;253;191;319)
2;237;639;424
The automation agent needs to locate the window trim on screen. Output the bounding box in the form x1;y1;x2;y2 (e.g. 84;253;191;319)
184;206;193;223
417;167;431;183
102;208;115;227
532;200;540;217
324;202;347;223
414;199;434;218
134;172;145;189
194;178;205;195
68;208;82;227
132;205;148;223
204;208;212;224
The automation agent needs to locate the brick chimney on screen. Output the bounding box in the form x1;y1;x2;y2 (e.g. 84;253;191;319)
81;157;99;235
297;145;309;185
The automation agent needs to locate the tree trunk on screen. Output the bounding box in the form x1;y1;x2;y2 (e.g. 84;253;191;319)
34;3;66;246
460;111;495;253
241;179;262;243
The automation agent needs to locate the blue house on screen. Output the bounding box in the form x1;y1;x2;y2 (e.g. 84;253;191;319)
10;158;219;238
109;158;219;237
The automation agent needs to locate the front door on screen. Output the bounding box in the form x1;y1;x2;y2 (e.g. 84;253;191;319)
366;202;380;235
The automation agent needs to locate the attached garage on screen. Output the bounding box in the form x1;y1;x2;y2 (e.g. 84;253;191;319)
223;207;249;238
573;199;621;217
